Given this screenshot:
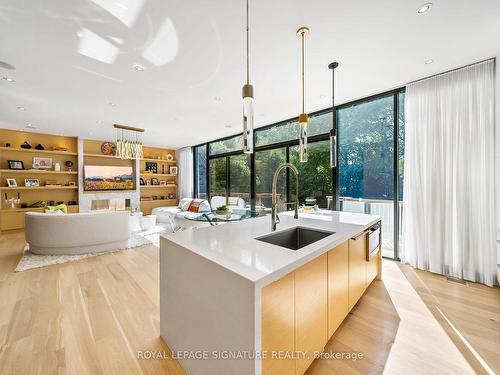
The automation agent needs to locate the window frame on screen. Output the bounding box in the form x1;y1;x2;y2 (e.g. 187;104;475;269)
192;87;405;259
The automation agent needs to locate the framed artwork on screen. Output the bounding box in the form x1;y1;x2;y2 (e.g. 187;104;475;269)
145;162;158;173
169;166;178;175
33;157;52;169
24;178;40;187
159;180;167;185
151;178;159;185
6;178;17;187
140;178;145;185
8;160;24;170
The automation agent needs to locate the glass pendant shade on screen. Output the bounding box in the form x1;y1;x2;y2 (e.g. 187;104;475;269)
242;84;254;153
329;129;337;167
299;113;308;162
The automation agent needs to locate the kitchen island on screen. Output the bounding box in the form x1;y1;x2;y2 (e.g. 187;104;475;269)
160;210;381;375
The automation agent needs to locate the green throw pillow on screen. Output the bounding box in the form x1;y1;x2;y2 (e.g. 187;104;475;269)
44;204;68;214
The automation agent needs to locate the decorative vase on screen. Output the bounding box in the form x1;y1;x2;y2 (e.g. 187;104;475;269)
20;141;32;149
54;163;61;172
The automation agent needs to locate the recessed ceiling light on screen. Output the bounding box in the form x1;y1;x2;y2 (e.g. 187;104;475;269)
25;123;37;129
425;59;434;64
2;76;15;82
417;3;432;14
133;64;145;72
214;96;222;102
17;106;25;111
108;102;116;106
224;125;232;128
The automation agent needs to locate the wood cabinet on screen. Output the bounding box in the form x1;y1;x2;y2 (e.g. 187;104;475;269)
261;272;295;375
348;231;368;310
295;253;328;375
262;226;379;375
327;241;349;337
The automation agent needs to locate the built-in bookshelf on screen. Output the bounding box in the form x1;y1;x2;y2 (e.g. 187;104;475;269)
139;146;178;214
0;130;179;231
0;129;79;231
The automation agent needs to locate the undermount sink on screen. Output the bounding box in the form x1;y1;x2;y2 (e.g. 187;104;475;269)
256;227;335;250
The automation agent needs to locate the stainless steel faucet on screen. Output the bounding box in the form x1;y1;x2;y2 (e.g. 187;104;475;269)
271;163;299;231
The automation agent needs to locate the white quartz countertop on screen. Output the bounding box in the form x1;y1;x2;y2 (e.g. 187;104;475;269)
162;210;380;287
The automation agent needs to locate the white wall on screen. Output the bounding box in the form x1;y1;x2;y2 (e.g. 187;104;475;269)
495;54;500;283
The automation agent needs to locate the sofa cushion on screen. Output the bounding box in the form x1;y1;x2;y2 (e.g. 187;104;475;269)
187;199;210;213
45;204;68;214
178;198;193;211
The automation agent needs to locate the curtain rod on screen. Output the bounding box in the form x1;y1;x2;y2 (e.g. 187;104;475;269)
406;57;495;85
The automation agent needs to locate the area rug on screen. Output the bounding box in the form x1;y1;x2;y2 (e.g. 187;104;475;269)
15;225;170;272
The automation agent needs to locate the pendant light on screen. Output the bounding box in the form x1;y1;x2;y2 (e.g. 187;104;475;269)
242;0;254;154
328;62;339;168
297;27;309;162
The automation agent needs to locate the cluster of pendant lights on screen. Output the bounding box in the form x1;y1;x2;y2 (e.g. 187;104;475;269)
241;1;338;168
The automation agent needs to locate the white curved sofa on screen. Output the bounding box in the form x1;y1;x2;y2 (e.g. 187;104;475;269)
153;198;212;231
25;211;130;255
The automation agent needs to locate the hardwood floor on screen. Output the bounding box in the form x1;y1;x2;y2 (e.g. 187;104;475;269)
1;230;499;374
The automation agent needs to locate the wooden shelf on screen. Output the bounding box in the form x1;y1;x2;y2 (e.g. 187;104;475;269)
141;158;176;163
0;205;79;213
0;146;77;156
139;199;177;204
83;153;118;159
140;185;177;188
0;186;78;191
140;173;176;177
0;169;78;175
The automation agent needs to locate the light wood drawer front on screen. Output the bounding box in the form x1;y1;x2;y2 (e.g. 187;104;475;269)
348;232;368;310
366;247;380;286
262;272;295;375
327;241;349;337
1;212;25;231
295;253;328;375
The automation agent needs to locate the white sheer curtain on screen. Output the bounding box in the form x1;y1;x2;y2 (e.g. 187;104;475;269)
178;147;194;199
402;60;497;286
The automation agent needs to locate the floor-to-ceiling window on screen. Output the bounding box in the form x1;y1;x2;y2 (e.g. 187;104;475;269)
338;92;403;259
229;154;251;202
289;140;332;207
193;144;207;199
255;148;286;208
194;89;404;259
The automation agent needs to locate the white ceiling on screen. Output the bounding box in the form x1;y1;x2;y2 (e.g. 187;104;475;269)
0;0;499;149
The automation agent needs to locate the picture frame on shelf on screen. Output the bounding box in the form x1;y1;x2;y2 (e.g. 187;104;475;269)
6;178;17;187
151;178;159;185
33;157;52;169
159;180;167;185
169;166;178;175
67;181;76;187
168;193;176;199
24;178;40;187
145;162;158;173
140;178;145;185
8;160;24;170
146;179;151;185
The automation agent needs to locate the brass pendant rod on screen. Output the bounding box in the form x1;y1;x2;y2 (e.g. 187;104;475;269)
301;30;305;114
246;0;249;85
